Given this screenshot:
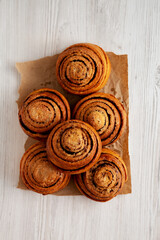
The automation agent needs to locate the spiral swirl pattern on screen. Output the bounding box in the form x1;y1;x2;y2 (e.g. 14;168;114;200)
56;43;111;95
20;142;70;195
74;148;128;202
19;88;70;140
73;93;126;145
46;120;102;174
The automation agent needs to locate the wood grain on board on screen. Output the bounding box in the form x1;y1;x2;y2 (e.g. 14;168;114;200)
0;0;159;240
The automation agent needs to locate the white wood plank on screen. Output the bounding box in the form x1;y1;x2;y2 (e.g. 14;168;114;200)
0;0;160;239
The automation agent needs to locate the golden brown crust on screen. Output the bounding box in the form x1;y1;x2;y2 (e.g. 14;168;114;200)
74;148;128;202
46;119;102;174
18;88;71;140
20;142;70;195
73;92;126;145
56;43;111;95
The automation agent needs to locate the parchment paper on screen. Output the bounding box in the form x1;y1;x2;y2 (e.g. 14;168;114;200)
16;52;131;195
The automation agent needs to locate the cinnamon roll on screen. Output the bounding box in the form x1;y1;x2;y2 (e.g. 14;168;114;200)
18;88;70;140
56;43;111;95
74;148;128;202
73;93;126;145
46;120;102;174
20;142;70;195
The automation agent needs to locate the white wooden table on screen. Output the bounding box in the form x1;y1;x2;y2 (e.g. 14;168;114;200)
0;0;160;239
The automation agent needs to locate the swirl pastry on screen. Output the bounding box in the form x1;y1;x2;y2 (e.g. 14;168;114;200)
18;88;70;140
20;142;70;195
56;43;111;95
46;119;102;174
73;93;126;145
74;148;128;202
